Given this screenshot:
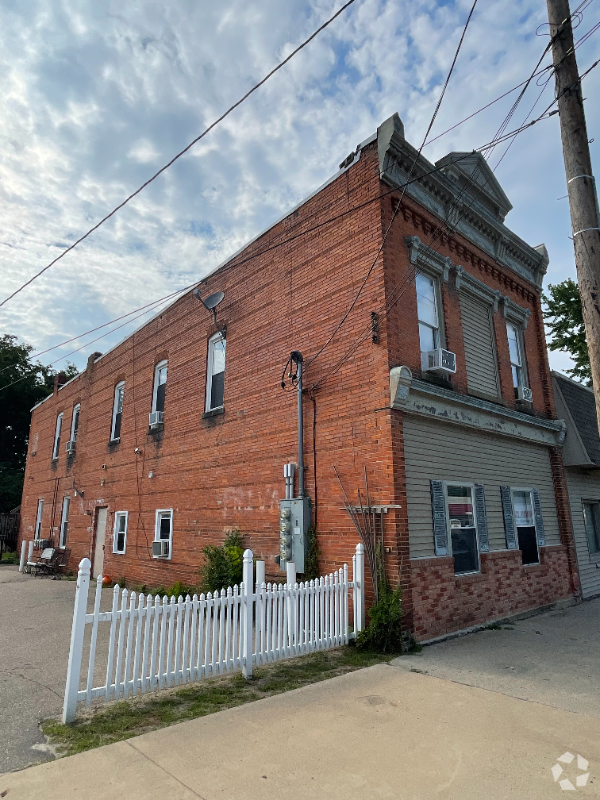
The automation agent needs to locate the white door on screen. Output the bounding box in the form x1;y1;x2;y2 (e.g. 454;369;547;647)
93;508;108;578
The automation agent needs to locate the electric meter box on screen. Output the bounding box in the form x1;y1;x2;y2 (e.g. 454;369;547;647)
279;497;311;573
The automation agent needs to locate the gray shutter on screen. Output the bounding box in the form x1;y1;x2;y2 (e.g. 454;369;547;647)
430;480;448;556
459;294;500;397
474;484;489;553
532;488;546;547
500;486;518;550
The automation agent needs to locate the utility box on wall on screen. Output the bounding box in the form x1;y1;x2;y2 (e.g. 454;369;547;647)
279;497;311;573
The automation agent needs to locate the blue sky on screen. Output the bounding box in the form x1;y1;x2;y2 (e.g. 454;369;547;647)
0;0;598;376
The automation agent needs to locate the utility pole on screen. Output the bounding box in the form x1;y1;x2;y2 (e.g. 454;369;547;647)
546;0;600;430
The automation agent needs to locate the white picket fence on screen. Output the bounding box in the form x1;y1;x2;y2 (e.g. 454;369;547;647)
63;545;365;722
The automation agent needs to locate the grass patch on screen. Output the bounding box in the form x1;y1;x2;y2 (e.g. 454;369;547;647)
0;551;19;565
42;647;395;757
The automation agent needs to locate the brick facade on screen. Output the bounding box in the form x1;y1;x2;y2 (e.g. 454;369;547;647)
19;126;580;640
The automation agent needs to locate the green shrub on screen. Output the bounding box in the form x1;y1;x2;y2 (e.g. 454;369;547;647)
0;551;20;565
117;576;126;589
302;525;319;582
198;529;245;595
355;586;403;654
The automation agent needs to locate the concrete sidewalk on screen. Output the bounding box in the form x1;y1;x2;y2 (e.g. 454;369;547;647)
1;663;599;800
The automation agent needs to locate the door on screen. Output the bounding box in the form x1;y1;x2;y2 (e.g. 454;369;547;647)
93;508;108;578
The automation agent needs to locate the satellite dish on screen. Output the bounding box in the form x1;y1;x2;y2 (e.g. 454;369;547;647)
203;291;224;310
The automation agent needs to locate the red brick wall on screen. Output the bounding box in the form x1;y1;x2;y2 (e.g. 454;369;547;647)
411;545;572;641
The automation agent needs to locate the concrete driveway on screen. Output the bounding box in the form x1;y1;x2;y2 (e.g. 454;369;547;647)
0;566;79;773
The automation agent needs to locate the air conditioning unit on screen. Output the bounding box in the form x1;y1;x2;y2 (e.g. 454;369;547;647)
152;540;169;558
66;440;76;455
421;348;457;375
149;411;164;429
517;386;533;403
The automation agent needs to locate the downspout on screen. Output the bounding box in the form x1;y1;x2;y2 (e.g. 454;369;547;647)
291;351;304;498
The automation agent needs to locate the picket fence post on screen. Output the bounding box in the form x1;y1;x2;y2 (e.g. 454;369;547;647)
242;549;253;679
19;540;27;572
255;560;265;591
62;558;91;723
354;543;365;634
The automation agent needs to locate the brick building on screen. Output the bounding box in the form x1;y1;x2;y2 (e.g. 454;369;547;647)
19;113;580;641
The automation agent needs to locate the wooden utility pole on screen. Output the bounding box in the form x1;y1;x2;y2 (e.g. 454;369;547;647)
546;0;600;429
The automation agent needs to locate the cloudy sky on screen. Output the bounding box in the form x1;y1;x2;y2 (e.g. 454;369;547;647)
0;0;599;376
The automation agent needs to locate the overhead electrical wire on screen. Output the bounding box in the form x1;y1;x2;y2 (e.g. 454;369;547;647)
0;0;358;310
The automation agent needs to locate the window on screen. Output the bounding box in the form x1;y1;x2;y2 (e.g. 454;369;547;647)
416;273;441;353
152;361;168;413
446;484;479;574
154;509;173;559
205;333;226;411
111;382;125;441
113;511;129;554
512;489;539;565
582;501;600;556
35;499;44;540
59;497;70;547
506;322;526;396
52;413;63;460
70;404;80;443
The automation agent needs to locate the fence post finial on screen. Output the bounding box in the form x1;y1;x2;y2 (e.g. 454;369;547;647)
62;558;91;723
242;549;253;679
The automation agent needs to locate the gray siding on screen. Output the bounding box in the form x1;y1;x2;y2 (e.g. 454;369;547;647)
565;468;600;599
403;416;561;559
459;293;499;397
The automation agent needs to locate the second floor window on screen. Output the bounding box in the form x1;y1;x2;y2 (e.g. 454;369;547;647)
52;413;63;460
416;273;440;352
111;382;125;441
206;334;226;411
70;404;80;443
506;322;525;395
152;361;168;414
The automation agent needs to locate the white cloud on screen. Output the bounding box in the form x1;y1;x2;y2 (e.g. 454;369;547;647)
0;0;597;379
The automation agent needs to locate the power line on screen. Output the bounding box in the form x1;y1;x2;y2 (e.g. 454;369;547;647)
303;0;479;374
0;0;358;310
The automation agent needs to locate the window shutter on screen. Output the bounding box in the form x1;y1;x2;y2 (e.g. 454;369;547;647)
532;488;546;547
430;480;448;556
474;484;489;553
500;486;518;549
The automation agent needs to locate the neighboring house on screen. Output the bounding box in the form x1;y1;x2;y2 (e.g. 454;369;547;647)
18;113;580;641
552;372;600;599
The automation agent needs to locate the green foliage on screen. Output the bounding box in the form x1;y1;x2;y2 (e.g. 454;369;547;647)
198;529;245;594
302;525;319;581
356;586;404;654
0;551;20;564
542;279;591;384
0;334;78;511
117;576;126;589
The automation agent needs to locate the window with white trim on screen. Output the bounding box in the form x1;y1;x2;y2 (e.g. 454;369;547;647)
506;321;527;396
512;489;539;565
59;496;70;547
446;483;480;575
205;333;226;411
152;361;167;414
70;404;80;443
52;413;63;460
113;511;129;554
35;499;44;540
416;273;441;353
582;500;600;556
154;509;173;559
111;382;125;441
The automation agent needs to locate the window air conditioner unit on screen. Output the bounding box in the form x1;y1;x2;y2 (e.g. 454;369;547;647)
517;386;533;403
421;348;457;375
149;411;164;429
152;540;169;558
66;440;76;455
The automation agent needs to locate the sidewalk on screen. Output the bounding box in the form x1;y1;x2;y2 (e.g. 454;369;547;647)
2;663;599;800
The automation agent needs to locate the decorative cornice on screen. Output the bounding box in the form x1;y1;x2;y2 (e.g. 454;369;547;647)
390;368;566;448
502;296;531;329
378;115;549;290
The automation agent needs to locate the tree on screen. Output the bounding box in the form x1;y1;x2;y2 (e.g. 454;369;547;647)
0;335;78;513
542;279;591;384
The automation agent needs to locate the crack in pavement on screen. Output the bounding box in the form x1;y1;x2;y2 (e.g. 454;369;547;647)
125;741;207;800
0;669;64;701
